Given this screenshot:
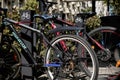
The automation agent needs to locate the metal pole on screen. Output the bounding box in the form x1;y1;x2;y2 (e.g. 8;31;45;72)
107;0;110;12
38;0;46;13
92;0;96;12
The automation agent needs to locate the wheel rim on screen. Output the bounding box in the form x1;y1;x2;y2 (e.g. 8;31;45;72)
45;36;97;80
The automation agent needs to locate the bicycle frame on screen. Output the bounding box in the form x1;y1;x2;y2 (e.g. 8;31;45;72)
3;18;52;66
36;0;105;52
48;15;108;51
4;13;81;67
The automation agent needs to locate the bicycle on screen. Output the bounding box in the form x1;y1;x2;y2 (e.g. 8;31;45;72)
88;26;120;76
46;3;120;77
35;1;100;79
36;0;100;79
36;0;120;78
0;7;98;80
75;12;120;77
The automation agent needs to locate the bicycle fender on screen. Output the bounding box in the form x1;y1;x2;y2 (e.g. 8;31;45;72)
48;26;84;34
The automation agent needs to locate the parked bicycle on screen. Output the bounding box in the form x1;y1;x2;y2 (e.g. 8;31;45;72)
88;26;120;76
75;12;120;77
35;0;100;79
0;5;98;80
41;0;120;78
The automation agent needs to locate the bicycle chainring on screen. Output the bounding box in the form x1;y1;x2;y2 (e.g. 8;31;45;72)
97;49;111;61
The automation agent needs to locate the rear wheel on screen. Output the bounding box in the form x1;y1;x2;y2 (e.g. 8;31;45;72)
45;35;98;80
88;26;120;77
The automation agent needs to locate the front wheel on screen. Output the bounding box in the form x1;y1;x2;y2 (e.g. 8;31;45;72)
45;35;98;80
0;42;21;79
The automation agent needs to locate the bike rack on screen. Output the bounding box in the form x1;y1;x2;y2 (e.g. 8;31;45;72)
19;0;46;79
20;10;36;80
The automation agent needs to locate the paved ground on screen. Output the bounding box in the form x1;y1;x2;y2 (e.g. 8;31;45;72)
97;67;120;80
13;73;119;80
37;67;120;80
9;66;120;80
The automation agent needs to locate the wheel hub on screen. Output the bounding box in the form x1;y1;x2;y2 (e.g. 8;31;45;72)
63;60;74;73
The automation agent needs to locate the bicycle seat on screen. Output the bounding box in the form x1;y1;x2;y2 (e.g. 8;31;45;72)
76;12;96;20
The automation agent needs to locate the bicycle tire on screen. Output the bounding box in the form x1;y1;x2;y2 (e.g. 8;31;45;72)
45;35;98;80
88;26;120;76
88;26;117;35
0;42;21;79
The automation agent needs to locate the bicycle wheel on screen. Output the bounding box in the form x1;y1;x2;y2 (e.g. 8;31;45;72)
0;42;21;79
45;35;98;80
88;26;120;77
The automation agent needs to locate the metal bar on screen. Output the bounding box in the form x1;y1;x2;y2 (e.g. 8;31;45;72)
107;0;110;12
92;0;96;12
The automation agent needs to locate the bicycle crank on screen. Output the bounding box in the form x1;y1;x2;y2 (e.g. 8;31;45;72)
97;49;111;61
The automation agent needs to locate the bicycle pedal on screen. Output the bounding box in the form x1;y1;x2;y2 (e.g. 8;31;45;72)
44;63;61;67
37;74;48;80
116;60;120;67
